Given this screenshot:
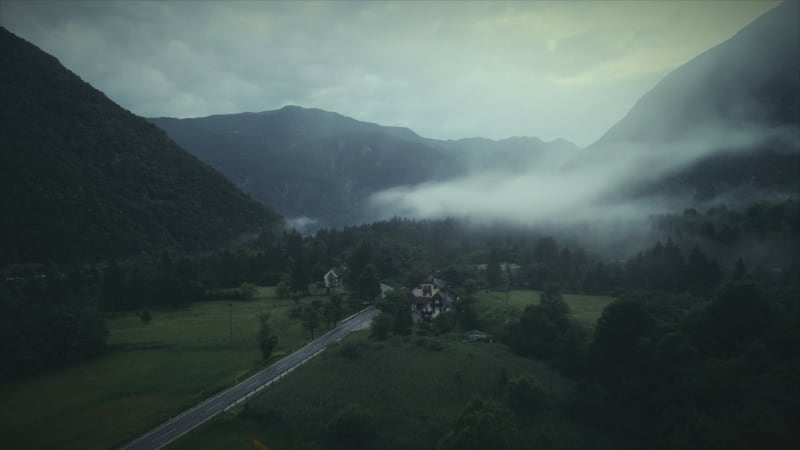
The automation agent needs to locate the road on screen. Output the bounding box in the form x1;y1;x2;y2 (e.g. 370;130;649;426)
121;306;378;450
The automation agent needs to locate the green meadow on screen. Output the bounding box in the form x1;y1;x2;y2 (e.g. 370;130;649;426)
0;287;327;450
0;288;614;450
170;333;580;450
167;290;616;450
474;289;616;334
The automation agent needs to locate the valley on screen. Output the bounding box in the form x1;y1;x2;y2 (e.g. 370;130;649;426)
0;2;797;450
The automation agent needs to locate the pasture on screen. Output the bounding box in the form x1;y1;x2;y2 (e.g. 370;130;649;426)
474;289;615;334
0;287;327;450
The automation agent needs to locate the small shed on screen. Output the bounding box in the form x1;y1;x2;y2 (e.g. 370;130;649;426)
463;330;493;343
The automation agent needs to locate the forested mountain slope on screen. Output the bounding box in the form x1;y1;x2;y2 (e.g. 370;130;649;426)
0;27;280;264
589;1;800;199
151;107;578;227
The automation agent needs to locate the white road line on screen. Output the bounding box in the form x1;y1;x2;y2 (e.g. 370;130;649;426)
153;427;177;444
121;306;376;450
204;399;225;412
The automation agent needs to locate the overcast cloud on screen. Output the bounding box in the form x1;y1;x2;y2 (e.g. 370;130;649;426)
0;0;778;146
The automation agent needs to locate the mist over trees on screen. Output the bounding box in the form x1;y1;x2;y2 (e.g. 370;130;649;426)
1;4;798;449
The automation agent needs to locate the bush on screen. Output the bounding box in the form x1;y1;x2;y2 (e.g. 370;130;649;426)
507;374;549;414
338;340;364;360
139;310;152;324
327;404;376;448
239;282;257;300
437;397;516;450
370;312;394;340
413;336;444;352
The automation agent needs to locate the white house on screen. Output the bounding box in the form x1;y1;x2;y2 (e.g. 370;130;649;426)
323;269;340;289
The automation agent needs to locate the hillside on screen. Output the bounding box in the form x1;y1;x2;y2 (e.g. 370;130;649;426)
151;108;579;227
0;27;280;264
589;1;800;199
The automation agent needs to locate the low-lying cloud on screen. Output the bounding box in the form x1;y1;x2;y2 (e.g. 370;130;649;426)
367;124;799;228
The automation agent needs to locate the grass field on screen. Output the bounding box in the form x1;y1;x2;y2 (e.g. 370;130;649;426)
0;288;613;450
170;332;576;450
0;287;333;450
167;289;616;450
474;289;616;335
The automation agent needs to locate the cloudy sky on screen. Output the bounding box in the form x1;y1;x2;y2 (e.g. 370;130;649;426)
0;0;778;146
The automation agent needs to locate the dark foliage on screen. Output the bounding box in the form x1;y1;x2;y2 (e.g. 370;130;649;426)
0;27;279;265
574;282;799;450
0;277;107;381
326;404;377;449
437;397;517;450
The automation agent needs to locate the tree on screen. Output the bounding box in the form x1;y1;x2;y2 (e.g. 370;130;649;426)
506;374;549;414
380;289;412;335
507;285;572;359
302;307;321;339
591;299;654;367
437;398;516;450
693;281;773;357
432;312;454;334
486;249;502;288
139;310;152;324
463;278;478;298
289;257;309;296
239;282;257;300
322;293;344;329
733;257;747;280
370;312;394;340
275;279;290;300
356;264;381;303
256;313;278;359
101;259;123;317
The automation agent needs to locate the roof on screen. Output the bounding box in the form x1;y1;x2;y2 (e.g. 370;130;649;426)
463;330;492;338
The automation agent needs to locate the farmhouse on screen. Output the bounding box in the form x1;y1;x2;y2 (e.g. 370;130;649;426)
407;277;453;322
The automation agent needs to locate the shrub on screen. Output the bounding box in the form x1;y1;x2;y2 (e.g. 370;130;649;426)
327;404;376;448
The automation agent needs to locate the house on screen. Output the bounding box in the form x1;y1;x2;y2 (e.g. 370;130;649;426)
407;276;453;322
323;269;340;291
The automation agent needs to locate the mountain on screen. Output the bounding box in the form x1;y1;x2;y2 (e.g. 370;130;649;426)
151;107;458;227
0;27;280;264
596;3;798;145
151;108;579;228
590;1;800;199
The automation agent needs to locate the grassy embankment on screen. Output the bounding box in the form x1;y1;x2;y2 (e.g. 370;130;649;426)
168;290;616;450
0;286;335;450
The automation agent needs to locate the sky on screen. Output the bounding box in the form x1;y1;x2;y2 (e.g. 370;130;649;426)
0;0;779;147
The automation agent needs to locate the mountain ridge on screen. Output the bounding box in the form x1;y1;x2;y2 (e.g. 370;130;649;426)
150;106;579;228
586;1;799;201
0;27;280;264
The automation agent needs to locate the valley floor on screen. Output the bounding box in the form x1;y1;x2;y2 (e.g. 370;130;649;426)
0;288;614;450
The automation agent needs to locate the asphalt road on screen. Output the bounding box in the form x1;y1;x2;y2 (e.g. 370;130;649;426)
121;306;378;450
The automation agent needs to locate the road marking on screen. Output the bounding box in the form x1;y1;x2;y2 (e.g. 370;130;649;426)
153;427;177;444
121;307;376;450
204;399;225;412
